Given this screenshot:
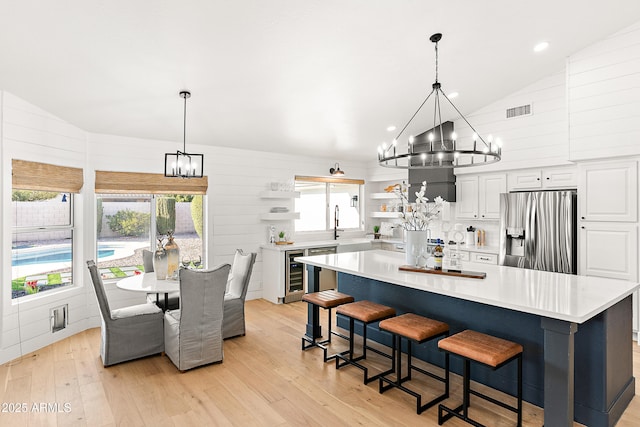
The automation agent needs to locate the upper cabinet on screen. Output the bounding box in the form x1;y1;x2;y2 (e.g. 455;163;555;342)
456;173;506;220
507;166;577;191
578;160;638;222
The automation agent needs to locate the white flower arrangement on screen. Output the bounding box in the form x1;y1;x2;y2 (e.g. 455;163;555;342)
394;181;445;231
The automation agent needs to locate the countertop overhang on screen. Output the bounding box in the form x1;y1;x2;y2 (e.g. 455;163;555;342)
295;249;639;324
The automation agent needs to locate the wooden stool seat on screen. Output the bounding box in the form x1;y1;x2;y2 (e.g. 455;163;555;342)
380;313;449;342
378;313;450;414
302;290;354;309
337;300;396;323
438;329;523;368
301;290;354;362
335;300;396;384
438;329;523;427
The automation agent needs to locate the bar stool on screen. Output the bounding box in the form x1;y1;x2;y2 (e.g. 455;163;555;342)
437;329;523;427
301;290;355;362
335;300;396;384
378;313;450;414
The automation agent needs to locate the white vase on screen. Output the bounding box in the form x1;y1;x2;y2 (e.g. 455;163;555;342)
405;230;430;266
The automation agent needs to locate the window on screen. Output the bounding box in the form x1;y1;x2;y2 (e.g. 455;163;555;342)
96;194;204;279
11;191;74;299
295;176;364;232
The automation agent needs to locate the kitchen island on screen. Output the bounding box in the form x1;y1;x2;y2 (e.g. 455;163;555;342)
296;249;639;427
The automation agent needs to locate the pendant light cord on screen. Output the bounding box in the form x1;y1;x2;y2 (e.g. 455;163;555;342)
183;94;187;153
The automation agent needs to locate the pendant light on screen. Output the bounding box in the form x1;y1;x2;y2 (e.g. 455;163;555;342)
378;33;502;169
164;90;204;178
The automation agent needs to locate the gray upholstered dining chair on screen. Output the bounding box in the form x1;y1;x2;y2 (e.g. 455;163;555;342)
86;260;164;367
143;249;180;310
164;263;231;371
223;249;257;339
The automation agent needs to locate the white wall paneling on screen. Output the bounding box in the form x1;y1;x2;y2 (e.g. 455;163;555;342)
0;91;91;365
569;22;640;161
454;70;570;174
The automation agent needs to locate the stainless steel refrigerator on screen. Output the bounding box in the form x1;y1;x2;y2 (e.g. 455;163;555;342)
498;190;577;274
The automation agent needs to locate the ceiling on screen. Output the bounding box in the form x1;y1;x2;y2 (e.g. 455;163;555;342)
1;1;640;162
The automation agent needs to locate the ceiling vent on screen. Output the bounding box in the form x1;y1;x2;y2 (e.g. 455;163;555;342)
506;103;532;119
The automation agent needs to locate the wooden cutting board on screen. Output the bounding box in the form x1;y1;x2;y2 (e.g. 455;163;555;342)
399;265;486;279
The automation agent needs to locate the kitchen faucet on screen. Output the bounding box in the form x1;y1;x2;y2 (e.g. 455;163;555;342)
334;205;343;240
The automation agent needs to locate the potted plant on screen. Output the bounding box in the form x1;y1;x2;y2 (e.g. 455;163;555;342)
278;231;286;242
373;225;381;239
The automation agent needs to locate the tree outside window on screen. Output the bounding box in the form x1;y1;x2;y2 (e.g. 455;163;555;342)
95;194;204;280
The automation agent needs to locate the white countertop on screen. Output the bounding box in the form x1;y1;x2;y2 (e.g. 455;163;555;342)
261;238;372;252
295;250;639;324
261;238;499;254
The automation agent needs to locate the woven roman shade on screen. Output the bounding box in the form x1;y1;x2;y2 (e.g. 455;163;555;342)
95;171;208;195
12;159;84;193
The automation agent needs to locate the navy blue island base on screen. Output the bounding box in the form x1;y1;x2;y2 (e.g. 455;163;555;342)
305;266;635;427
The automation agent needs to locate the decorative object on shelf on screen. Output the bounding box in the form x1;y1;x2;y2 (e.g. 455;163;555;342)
164;90;204;178
164;231;180;279
377;33;502;169
384;183;400;193
373;225;381;239
270;207;289;213
153;237;168;280
329;163;345;176
278;231;286;242
350;195;358;208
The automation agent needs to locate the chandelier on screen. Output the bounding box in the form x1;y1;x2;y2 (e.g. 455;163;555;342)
164;90;204;178
378;33;502;169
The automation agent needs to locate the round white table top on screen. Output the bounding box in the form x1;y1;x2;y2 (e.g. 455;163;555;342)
116;272;180;293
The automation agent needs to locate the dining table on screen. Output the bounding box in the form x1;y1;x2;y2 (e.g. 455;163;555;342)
117;272;180;310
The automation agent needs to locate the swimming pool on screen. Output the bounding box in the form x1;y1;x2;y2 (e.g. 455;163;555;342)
12;245;116;266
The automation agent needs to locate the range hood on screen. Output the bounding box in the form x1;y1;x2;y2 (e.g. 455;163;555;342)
408;121;456;202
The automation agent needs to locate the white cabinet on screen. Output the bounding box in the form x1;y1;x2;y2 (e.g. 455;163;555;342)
262;249;285;304
472;252;498;264
579;222;638;282
508;166;577;191
456;174;506;220
478;174;506;220
578;160;638;222
455;176;479;219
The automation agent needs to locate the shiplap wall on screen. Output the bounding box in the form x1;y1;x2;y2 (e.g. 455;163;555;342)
569;21;640;160
454;68;571;175
0;91;91;363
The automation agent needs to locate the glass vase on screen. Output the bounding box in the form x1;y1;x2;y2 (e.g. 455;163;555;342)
164;231;180;279
405;230;430;267
153;237;168;280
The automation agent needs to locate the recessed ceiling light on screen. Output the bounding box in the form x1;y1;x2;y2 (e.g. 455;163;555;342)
533;41;549;52
448;92;459;99
386;125;396;132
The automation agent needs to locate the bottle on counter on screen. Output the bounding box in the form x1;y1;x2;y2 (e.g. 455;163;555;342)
433;239;443;270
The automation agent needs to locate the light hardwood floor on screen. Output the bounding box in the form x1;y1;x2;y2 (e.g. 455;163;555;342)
1;299;639;426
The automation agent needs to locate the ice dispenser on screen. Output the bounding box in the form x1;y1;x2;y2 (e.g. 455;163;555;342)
498;192;529;268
